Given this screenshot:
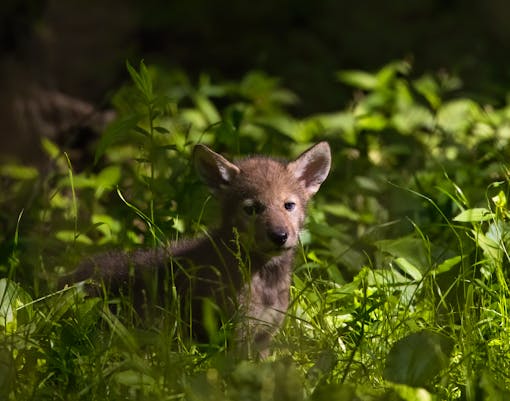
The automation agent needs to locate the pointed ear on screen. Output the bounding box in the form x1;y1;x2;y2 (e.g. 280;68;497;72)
193;144;240;193
287;142;331;198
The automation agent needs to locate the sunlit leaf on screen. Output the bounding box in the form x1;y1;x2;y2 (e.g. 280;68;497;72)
96;165;121;189
313;112;357;144
453;208;494;222
0;164;38;180
434;255;462;274
356;113;387;131
413;74;441;109
0;279;32;334
392;105;434;134
394;257;423;281
436;98;480;134
55;230;93;244
337;70;378;90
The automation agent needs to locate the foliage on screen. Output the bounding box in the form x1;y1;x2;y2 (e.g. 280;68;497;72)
1;60;510;400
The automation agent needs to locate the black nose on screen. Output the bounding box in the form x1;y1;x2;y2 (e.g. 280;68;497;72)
269;229;288;246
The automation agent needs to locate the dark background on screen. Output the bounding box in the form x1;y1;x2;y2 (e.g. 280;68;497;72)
2;0;510;162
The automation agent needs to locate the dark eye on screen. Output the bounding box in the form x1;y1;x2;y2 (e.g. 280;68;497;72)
284;202;296;211
243;200;265;215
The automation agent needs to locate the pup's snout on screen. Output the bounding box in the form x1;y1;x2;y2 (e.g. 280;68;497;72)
268;228;288;246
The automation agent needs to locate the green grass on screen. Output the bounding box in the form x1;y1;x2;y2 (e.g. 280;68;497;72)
1;61;510;400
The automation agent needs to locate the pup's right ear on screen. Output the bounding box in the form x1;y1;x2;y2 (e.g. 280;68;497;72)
193;144;240;194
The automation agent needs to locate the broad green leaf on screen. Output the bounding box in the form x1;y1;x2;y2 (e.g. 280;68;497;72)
436;98;480;134
475;230;503;264
313;112;357;145
453;208;494;222
254;115;298;139
392;105;434;134
0;279;19;333
0;280;33;335
485;220;510;244
96;165;121;190
394;257;423;281
384;330;454;387
376;236;429;274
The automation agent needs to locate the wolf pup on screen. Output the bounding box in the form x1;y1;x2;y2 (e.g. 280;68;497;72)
66;142;331;357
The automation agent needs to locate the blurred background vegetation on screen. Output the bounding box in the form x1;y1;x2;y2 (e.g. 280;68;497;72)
2;0;510;163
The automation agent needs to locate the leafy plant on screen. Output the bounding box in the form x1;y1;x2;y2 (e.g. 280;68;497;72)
1;60;510;400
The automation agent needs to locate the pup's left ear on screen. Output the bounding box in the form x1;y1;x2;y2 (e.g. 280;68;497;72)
287;142;331;198
193;144;240;194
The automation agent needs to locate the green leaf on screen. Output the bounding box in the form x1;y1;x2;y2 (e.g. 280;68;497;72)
0;164;38;180
453;208;494;222
337;70;378;90
101;306;138;352
356;113;387;131
56;230;93;244
321;203;360;221
41;137;61;159
96;165;121;189
384;330;454;387
134;125;151;137
394;257;423;281
0;279;33;333
194;94;220;123
113;369;156;388
94;115;140;163
313;112;357;145
376;236;430;274
153;126;170;134
436;98;480;134
434;255;462;274
126;60;153;101
413;74;441;109
392;105;434;134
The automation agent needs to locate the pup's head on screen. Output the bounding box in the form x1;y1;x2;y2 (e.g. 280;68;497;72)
194;142;331;256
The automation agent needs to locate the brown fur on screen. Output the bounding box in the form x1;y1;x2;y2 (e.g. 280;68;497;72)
63;142;331;357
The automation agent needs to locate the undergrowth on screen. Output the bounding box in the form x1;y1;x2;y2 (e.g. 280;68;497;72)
1;60;510;400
